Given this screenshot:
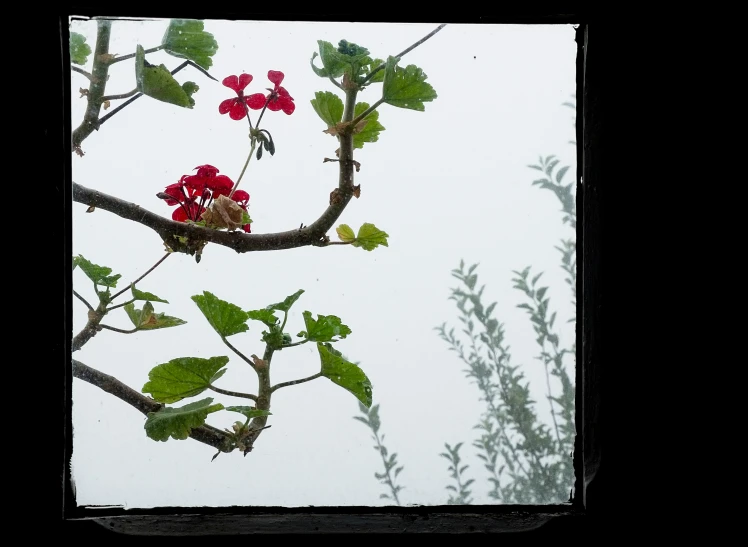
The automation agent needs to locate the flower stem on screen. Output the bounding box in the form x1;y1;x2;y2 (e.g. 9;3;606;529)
228;139;258;198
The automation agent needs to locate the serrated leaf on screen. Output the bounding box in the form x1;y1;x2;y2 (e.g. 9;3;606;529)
142;356;229;403
266;289;305;313
310;91;344;127
336;224;356;243
123;301;187;330
144;397;223;442
298;311;352;342
70;32;91;65
352;223;389;251
135;45;196;108
225;406;273;420
73;254;121;288
161;19;218;69
382;56;437;111
191;291;249;337
246;309;279;328
352;102;385;149
318;343;372;407
131;285;168;303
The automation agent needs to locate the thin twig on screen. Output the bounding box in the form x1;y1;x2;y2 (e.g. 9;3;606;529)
221;337;258;372
101;88;139;101
209;385;258;402
73;290;94;311
270;372;323;393
97;60;218;127
99;324;138;334
110;252;171;301
362;23;447;84
71;65;93;80
110;45;164;64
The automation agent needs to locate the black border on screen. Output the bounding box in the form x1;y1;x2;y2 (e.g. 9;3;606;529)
48;11;610;536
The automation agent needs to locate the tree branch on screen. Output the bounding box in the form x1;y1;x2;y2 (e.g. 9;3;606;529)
73;175;357;255
71;20;113;153
72;359;233;453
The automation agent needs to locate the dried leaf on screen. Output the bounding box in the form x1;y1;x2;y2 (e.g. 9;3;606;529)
329;188;343;205
352;185;361;198
86;205;96;213
250;354;268;368
201;195;245;231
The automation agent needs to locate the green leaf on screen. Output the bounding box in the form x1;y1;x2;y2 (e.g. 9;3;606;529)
353;223;389;251
246;309;279;328
316;40;349;78
123;301;187;330
365;58;386;83
161;19;218;70
318;343;372;407
142;356;229;403
310;91;344;127
131;285;168;303
336;224;356;243
261;325;285;348
352;102;385;149
144;397;224;442
70;32;91;65
382;56;437;111
266;289;305;313
225;406;273;420
298;311;352;342
191;291;249;337
73;254;121;288
135;45;196;108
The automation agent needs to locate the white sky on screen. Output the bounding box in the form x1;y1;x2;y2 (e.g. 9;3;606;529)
70;17;577;509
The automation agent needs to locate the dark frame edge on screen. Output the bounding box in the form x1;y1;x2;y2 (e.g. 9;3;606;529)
60;15;601;535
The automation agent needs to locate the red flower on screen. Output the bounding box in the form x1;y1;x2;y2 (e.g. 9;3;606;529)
218;73;254;120
181;164;234;198
160;165;237;224
162;180;207;223
231;189;252;233
247;70;295;115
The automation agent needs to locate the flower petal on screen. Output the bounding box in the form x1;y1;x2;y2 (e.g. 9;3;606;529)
238;73;253;90
229;102;248;120
172;207;189;222
247;93;267;110
209;175;234;198
267;70;285;86
232;190;250;205
222;75;240;92
219;98;235;114
279;96;295;115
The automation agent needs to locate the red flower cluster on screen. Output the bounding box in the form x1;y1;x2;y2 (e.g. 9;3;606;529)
219;71;295;120
160;165;251;233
